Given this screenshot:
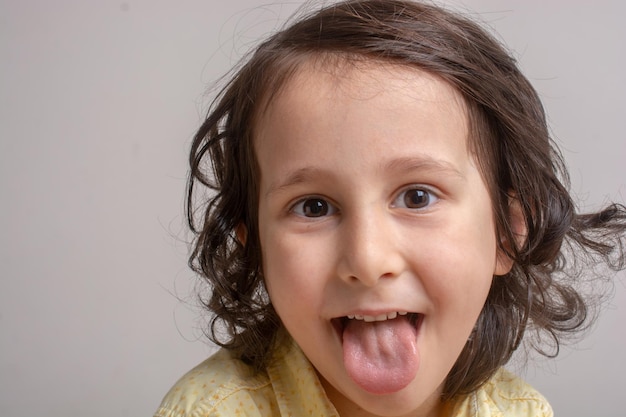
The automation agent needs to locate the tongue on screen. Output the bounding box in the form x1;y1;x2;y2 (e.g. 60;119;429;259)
342;316;419;394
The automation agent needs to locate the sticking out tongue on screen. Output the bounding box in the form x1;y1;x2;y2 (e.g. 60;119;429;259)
342;315;419;394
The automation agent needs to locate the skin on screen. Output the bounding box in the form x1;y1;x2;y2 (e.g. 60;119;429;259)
255;60;512;417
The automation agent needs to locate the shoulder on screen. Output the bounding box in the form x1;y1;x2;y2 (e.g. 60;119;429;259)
153;349;277;417
447;368;553;417
476;368;553;417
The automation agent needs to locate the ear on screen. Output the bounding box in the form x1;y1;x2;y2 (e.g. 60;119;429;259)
494;194;527;276
235;223;248;246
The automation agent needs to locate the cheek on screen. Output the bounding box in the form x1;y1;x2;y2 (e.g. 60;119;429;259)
421;222;497;312
261;231;327;312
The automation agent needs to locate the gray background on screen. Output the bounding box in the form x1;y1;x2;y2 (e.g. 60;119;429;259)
1;1;624;416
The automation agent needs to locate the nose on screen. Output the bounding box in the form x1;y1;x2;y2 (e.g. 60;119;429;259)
336;208;405;286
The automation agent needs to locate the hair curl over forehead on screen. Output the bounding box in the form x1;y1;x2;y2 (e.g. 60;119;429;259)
187;0;626;399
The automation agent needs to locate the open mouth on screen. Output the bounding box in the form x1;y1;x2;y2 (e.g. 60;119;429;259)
331;311;423;394
332;312;422;337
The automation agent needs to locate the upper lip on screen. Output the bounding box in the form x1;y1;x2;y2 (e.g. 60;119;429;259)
331;311;421;335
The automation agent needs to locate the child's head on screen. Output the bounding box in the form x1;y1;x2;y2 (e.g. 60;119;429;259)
186;0;625;411
257;59;507;414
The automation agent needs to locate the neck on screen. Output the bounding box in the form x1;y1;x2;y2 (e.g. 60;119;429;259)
321;376;446;417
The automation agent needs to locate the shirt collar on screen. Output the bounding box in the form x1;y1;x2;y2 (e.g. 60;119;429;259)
266;338;512;417
267;339;339;417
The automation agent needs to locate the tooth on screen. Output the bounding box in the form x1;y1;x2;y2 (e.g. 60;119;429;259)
347;312;407;321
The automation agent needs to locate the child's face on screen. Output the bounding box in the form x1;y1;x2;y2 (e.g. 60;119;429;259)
255;61;509;416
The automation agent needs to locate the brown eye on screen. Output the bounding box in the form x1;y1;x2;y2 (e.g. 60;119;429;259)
395;188;436;209
292;198;336;218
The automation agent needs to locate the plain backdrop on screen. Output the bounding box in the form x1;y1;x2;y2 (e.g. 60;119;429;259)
1;1;624;416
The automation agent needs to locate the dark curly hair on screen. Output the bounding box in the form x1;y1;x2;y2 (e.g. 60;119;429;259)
186;0;626;400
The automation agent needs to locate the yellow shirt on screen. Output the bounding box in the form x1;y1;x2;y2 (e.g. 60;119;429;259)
154;340;552;417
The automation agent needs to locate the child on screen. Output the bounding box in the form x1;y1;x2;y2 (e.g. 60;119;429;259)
155;1;626;416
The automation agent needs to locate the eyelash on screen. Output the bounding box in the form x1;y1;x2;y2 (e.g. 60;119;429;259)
289;187;438;218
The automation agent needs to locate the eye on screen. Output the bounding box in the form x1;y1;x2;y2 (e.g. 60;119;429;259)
393;187;437;210
291;197;337;218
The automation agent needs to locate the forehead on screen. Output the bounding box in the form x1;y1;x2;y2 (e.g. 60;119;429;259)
253;58;480;195
268;56;466;111
254;57;470;151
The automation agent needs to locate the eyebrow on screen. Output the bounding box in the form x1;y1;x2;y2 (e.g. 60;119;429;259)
265;155;465;197
265;167;322;197
383;156;465;179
